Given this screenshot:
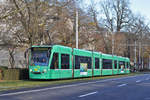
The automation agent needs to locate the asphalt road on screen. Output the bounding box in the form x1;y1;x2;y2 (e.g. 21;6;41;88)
0;74;150;100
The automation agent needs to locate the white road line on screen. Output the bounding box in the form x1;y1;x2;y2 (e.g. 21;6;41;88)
0;75;143;97
136;80;141;83
145;98;150;100
118;84;127;87
146;78;149;80
78;91;98;98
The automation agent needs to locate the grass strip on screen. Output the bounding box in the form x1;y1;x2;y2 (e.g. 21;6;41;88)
0;72;144;92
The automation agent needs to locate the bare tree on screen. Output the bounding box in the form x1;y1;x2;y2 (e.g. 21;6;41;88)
101;0;132;32
0;0;74;68
85;0;112;53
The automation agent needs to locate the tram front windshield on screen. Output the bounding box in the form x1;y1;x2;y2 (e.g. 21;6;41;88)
30;48;51;66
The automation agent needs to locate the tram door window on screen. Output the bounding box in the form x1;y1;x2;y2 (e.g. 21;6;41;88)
102;59;112;69
75;56;92;69
87;57;92;69
114;60;117;69
95;58;100;69
50;53;59;69
75;56;80;69
119;61;125;69
61;54;70;69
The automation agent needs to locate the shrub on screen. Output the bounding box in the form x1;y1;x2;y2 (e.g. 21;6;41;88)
20;69;29;80
0;66;8;80
0;70;2;80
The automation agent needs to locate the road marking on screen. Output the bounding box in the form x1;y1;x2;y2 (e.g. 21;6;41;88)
136;80;141;83
118;84;127;87
146;78;149;80
0;75;143;97
145;98;150;100
78;91;98;98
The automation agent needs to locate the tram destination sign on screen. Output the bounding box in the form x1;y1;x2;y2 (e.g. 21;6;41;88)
33;48;49;51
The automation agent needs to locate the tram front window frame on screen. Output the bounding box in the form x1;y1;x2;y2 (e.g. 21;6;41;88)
30;47;51;66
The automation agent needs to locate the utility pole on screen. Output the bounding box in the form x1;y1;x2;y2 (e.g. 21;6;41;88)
112;31;115;75
112;32;114;56
134;41;137;69
139;42;141;69
75;9;78;49
149;54;150;69
142;48;144;69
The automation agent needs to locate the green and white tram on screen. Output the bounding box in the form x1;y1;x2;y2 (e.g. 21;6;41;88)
29;45;130;79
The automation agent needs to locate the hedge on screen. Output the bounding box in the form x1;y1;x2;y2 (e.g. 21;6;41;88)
0;71;2;80
3;69;20;80
0;67;29;80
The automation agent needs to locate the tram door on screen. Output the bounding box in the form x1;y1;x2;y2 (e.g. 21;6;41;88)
50;53;60;79
60;54;72;78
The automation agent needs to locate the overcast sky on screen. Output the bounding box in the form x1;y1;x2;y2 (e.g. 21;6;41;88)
131;0;150;21
81;0;150;22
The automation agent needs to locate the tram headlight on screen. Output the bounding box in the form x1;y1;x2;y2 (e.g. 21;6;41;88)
30;69;32;72
43;69;47;73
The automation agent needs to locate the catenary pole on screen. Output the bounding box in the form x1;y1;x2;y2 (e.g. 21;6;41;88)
112;32;114;56
134;41;137;69
139;42;141;69
75;9;78;49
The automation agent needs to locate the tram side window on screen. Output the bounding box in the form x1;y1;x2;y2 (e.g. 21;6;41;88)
61;54;70;69
75;56;80;69
119;61;125;69
102;59;112;69
50;53;59;69
75;56;92;69
95;58;100;69
114;60;117;69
